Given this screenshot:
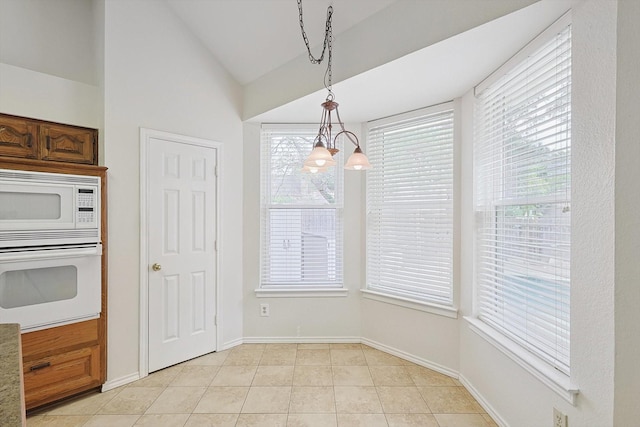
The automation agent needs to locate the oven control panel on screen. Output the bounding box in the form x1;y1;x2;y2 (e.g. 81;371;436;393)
76;187;98;226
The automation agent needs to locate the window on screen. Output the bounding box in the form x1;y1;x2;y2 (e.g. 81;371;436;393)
366;105;454;307
474;24;571;374
260;126;343;289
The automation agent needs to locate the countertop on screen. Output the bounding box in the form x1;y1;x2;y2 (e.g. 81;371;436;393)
0;323;26;426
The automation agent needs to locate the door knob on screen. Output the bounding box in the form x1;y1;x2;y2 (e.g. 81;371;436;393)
152;263;162;271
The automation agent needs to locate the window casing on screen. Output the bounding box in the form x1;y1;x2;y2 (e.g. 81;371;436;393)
474;24;571;375
366;105;455;306
260;126;343;289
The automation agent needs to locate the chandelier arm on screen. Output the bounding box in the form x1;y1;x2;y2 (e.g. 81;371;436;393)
316;106;330;145
333;107;359;147
334;130;360;148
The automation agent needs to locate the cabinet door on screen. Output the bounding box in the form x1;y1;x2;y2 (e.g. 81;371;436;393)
0;116;38;159
40;123;97;165
23;345;101;409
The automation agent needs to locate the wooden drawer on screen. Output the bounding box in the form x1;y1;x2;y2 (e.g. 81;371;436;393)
22;319;99;359
23;345;101;409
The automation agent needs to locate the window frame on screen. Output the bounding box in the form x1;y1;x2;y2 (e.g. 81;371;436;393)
364;103;457;317
257;124;347;297
469;13;578;403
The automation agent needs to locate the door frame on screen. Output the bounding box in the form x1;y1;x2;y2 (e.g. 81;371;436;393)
139;128;222;378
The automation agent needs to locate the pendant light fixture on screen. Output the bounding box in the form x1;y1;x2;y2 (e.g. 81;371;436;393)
297;0;372;173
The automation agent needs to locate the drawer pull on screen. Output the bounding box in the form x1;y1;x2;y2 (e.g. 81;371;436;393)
46;135;51;150
26;134;32;148
29;362;51;371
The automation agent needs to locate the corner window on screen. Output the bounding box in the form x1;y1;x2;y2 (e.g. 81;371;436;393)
366;105;455;307
474;24;572;374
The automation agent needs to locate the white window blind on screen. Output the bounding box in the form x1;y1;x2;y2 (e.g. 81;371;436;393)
260;126;343;288
474;24;571;374
366;106;454;305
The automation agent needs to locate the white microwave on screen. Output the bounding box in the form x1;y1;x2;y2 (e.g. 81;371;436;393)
0;169;101;248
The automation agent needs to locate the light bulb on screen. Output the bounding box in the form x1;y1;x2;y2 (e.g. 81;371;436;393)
304;145;336;168
309;167;319;173
344;147;372;170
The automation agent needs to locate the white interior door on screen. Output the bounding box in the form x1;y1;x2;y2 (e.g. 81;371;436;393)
146;134;218;372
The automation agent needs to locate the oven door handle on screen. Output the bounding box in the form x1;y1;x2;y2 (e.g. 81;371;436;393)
0;244;102;262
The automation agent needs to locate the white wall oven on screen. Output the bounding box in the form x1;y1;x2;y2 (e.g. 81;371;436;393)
0;169;102;332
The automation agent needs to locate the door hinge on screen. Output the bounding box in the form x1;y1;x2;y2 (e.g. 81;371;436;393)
214;165;218;177
214;315;217;326
214;240;218;251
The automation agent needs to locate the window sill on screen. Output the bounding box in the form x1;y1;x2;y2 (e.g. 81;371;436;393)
464;316;579;405
360;289;458;319
255;288;349;298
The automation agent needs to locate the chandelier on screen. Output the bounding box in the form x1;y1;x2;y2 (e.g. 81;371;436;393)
297;0;372;173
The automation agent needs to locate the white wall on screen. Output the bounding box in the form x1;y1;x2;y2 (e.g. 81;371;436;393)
614;0;640;423
102;0;243;383
0;0;98;127
242;123;363;341
0;63;99;128
459;1;618;426
0;0;97;85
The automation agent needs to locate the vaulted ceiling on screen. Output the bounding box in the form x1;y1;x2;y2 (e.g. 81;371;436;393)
164;0;571;123
165;0;399;86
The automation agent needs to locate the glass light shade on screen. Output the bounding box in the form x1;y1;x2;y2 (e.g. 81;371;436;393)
304;145;336;168
344;147;372;170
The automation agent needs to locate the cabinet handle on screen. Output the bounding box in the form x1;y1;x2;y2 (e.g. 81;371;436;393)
26;134;32;148
29;361;51;371
46;135;51;150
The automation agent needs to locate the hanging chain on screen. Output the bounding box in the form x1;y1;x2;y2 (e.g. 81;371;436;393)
297;0;333;92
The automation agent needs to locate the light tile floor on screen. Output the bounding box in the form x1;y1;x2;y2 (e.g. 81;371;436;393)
27;343;498;427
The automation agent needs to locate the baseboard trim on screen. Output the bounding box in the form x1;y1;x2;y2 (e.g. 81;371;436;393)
360;337;459;379
459;373;508;427
221;337;243;351
101;372;140;392
242;336;361;344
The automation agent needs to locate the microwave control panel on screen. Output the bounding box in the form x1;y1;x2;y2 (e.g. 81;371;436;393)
76;187;98;226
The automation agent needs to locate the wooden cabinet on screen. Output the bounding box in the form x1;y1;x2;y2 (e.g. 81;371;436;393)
0;113;98;165
0;115;38;159
21;322;102;409
0;159;108;410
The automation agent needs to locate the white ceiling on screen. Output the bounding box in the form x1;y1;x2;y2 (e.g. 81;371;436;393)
164;0;571;123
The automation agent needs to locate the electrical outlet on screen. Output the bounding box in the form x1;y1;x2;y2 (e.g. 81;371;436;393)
260;303;270;317
553;408;568;427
